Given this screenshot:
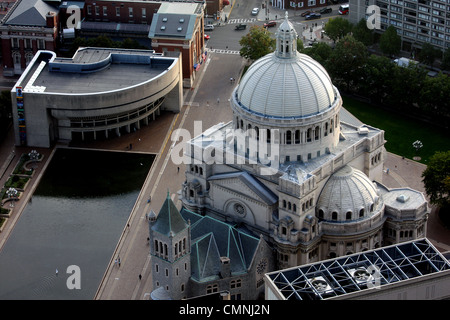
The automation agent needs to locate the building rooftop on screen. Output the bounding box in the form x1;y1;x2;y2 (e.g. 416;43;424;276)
265;238;450;300
3;0;57;26
18;48;176;94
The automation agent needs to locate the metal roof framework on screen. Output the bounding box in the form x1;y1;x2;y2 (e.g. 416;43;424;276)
267;238;450;300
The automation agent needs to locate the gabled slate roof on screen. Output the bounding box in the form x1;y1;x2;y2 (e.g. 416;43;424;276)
151;193;189;237
180;208;261;282
5;0;57;26
207;171;278;205
148;13;196;40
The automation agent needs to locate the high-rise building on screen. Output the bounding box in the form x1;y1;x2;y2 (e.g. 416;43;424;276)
349;0;450;51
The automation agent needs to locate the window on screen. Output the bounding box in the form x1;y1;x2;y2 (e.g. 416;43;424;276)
142;8;147;18
103;6;107;16
231;279;242;289
95;6;99;15
11;38;19;48
116;7;120;16
346;211;352;220
359;208;364;217
332;212;338;220
87;5;92;15
129;7;133;17
37;39;45;49
206;284;219;294
286;130;291;144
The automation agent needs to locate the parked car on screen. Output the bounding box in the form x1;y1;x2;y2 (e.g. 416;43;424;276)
204;24;214;31
300;10;311;17
319;7;332;14
264;21;276;28
204;34;210;40
251;7;259;15
305;12;321;20
235;23;247;30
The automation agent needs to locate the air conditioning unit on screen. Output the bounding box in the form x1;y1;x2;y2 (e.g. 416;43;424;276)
347;267;374;286
308;276;333;296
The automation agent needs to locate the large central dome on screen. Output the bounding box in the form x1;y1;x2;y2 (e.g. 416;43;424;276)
235;13;337;119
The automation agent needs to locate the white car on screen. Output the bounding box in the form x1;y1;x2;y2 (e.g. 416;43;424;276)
251;7;259;15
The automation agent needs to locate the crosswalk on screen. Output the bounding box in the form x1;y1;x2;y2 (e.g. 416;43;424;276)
227;18;256;24
207;48;240;55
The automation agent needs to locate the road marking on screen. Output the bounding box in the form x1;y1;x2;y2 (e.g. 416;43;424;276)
208;48;240;55
228;18;256;24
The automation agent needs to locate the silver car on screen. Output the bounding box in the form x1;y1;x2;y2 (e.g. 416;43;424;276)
251;7;259;15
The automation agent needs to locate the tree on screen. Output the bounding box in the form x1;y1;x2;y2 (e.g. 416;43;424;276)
323;17;352;43
418;43;441;66
352;18;374;46
379;26;401;57
441;48;450;71
239;25;276;61
301;42;332;66
422;150;450;208
327;35;368;92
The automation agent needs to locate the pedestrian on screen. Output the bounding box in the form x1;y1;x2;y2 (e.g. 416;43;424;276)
139;274;142;280
56;268;58;276
118;257;121;267
387;168;390;174
129;143;132;150
177;166;180;173
115;258;118;266
217;98;220;104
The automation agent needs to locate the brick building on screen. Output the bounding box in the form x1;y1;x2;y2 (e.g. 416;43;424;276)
0;0;59;76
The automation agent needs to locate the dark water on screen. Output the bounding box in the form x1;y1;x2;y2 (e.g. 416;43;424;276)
0;148;154;300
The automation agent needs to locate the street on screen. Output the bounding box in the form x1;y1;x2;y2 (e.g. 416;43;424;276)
204;1;349;52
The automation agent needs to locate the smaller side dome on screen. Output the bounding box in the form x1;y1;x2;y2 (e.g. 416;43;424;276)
316;166;381;222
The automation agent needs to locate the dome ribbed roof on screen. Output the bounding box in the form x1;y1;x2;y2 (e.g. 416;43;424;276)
236;52;336;119
316;166;380;222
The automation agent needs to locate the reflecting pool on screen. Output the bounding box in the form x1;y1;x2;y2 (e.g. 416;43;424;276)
0;148;154;299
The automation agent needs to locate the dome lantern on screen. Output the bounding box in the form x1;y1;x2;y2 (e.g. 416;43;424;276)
275;12;298;59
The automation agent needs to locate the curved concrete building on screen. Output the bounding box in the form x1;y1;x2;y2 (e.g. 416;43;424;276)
11;47;183;147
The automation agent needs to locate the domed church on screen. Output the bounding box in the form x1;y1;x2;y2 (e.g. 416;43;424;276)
160;13;429;298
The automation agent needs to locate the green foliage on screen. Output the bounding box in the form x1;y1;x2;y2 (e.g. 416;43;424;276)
327;35;368;92
323;17;352;42
352;19;374;46
379;26;401;57
422;151;450;207
239;25;276;61
69;36;148;56
441;48;450;71
301;42;332;66
418;43;442;66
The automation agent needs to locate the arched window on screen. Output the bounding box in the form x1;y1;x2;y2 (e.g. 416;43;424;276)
236;117;240;129
255;126;259;140
283;200;286;208
266;129;271;143
346;211;352;220
359;208;364;217
306;128;312;142
286;130;291;144
318;209;324;219
314;126;320;140
324;123;328;136
240;120;244;129
295;130;300;144
332;211;338;221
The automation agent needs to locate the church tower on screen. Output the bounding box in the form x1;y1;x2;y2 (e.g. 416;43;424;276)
149;192;191;300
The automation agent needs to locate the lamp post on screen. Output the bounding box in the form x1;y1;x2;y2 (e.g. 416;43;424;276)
6;187;18;208
28;149;40;169
412;140;423;161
